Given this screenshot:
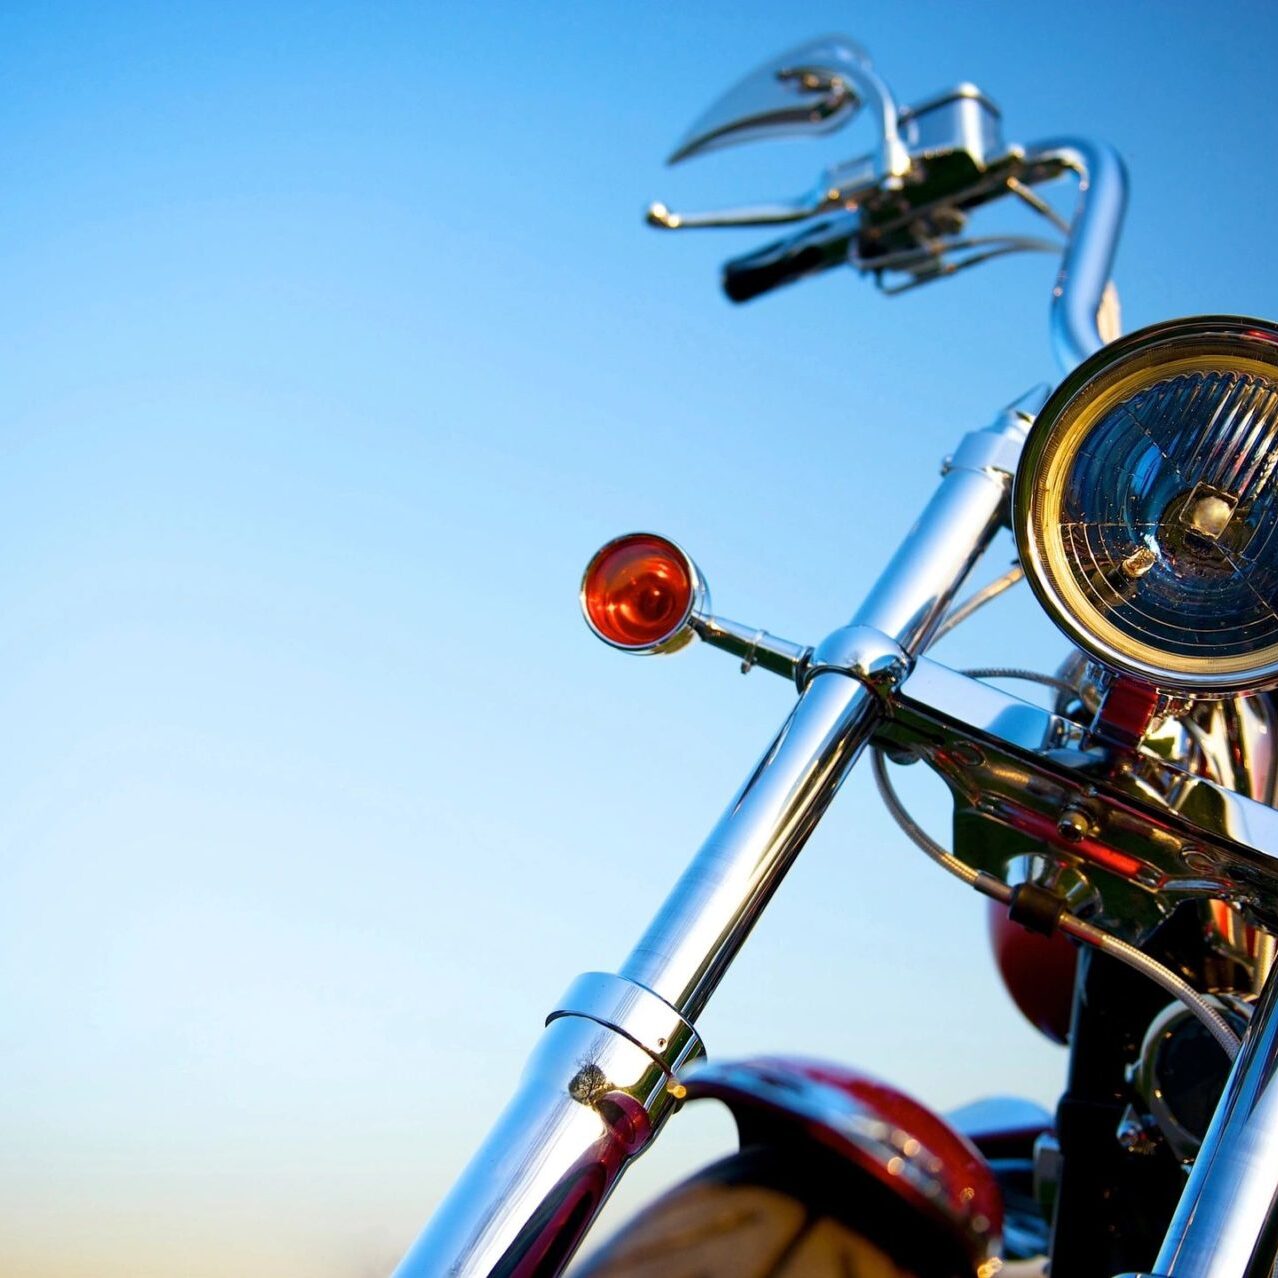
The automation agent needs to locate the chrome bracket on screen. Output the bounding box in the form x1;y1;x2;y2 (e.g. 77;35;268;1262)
548;971;706;1080
876;654;1278;942
939;389;1044;487
941;422;1031;480
801;623;910;699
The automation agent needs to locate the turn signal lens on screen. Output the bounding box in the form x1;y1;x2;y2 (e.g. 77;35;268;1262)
581;533;706;653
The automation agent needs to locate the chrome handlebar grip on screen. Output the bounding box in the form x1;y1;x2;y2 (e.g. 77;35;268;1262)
1023;137;1128;374
390;406;1027;1277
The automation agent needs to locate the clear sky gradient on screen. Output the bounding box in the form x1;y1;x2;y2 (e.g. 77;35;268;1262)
4;4;1278;1275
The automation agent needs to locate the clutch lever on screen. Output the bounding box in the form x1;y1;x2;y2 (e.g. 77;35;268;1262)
647;35;910;235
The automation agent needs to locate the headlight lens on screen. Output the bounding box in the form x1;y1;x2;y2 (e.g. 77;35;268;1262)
1014;317;1278;693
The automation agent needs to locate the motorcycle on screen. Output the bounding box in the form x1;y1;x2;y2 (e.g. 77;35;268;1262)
391;34;1278;1278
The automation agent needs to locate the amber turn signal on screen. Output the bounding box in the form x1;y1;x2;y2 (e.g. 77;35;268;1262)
580;533;706;654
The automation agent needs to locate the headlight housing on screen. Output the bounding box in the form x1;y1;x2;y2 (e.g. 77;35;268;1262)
1013;316;1278;695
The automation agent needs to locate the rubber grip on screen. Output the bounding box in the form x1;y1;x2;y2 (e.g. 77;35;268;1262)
721;216;857;303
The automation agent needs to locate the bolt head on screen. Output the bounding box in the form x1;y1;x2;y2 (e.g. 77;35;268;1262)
1057;809;1090;842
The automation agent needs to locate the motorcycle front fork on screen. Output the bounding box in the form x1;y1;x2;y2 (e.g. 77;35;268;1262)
1150;955;1278;1278
1051;918;1205;1276
390;380;1278;1277
390;406;1030;1277
1055;910;1278;1278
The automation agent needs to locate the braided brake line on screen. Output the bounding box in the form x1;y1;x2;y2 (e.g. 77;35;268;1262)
873;573;1243;1058
871;748;1240;1059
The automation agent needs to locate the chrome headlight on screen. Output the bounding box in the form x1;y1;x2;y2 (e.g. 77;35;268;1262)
1013;316;1278;694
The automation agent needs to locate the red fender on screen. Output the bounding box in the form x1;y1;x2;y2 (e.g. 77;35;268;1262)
987;897;1078;1045
683;1056;1003;1267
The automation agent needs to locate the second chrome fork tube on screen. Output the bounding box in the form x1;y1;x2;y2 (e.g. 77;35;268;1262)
621;404;1032;1020
1155;964;1278;1278
391;406;1026;1278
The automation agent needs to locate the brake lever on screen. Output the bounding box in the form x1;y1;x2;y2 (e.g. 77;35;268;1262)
648;154;881;231
646;197;829;231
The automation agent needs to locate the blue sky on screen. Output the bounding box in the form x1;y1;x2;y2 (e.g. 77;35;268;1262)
4;3;1278;1275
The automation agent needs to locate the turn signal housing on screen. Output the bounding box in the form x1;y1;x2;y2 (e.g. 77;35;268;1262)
580;533;707;654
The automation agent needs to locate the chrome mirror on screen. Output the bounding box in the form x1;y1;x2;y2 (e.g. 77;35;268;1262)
667;36;873;164
665;33;911;195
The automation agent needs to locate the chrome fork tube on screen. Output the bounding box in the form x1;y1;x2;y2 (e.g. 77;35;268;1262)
391;406;1028;1278
1155;963;1278;1278
621;413;1030;1020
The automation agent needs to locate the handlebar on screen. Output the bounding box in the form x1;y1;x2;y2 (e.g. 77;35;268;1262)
721;213;857;302
1024;138;1127;371
393;399;1032;1277
647;33;1128;375
709;136;1127;376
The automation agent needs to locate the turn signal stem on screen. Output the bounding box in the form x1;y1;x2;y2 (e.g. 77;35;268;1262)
691;614;812;685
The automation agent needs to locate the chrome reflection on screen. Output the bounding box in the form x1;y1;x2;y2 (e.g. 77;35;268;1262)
880;657;1278;944
392;397;1025;1277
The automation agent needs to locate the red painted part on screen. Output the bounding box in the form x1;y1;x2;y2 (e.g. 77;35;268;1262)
1000;801;1148;881
581;533;693;649
684;1056;1003;1264
502;1090;656;1278
1209;898;1265;960
1093;675;1160;747
987;897;1078;1045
